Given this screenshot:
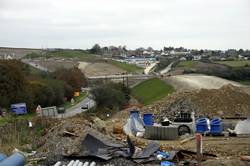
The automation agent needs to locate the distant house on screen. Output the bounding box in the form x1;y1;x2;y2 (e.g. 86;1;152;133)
180;57;187;61
193;55;201;61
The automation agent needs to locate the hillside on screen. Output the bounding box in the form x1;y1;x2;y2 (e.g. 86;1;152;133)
132;78;175;105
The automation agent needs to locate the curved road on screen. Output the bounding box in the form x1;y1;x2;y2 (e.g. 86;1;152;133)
58;97;95;118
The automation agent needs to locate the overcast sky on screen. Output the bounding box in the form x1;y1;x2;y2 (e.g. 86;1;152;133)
0;0;250;50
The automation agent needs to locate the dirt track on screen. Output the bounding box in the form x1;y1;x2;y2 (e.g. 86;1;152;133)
164;74;242;91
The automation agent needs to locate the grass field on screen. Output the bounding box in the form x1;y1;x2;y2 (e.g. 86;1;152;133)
177;61;199;69
109;60;143;73
132;78;174;105
215;60;250;67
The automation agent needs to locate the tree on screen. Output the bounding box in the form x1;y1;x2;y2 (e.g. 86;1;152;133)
53;68;87;91
91;83;130;109
147;47;153;52
238;49;244;55
29;79;65;107
89;44;101;54
0;60;28;107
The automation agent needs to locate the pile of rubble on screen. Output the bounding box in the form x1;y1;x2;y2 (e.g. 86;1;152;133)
144;85;250;122
35;115;122;165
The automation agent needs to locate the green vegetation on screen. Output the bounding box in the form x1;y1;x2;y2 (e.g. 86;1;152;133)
61;91;88;109
177;61;199;69
0;60;88;112
109;60;143;73
181;60;250;83
0;117;55;154
91;82;131;109
239;80;250;85
24;52;43;59
47;50;101;62
24;50;101;62
0;113;35;127
132;78;174;105
215;60;250;67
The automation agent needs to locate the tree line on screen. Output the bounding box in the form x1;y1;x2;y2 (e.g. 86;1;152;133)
0;60;87;112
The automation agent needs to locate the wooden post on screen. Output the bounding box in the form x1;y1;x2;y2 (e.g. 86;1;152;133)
196;133;203;166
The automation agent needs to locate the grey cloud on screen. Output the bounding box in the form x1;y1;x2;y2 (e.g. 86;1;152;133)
0;0;249;50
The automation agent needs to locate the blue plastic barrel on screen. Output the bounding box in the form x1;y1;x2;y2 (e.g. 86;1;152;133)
143;113;154;126
130;110;140;118
210;118;223;135
0;153;25;166
0;153;7;162
196;118;209;134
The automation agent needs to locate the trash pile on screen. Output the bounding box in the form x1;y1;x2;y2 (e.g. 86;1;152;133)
27;113;219;166
144;85;250;122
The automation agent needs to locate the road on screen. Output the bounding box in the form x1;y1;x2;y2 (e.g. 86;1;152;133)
22;60;50;72
58;97;95;118
144;62;158;74
88;74;154;79
159;62;175;75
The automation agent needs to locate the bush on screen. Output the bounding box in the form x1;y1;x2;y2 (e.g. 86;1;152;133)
29;79;65;107
53;68;87;91
91;83;130;109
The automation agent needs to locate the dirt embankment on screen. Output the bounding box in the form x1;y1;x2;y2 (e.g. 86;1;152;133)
164;74;242;91
143;84;250;121
82;62;125;77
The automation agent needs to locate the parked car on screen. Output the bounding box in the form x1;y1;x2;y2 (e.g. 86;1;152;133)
81;104;89;109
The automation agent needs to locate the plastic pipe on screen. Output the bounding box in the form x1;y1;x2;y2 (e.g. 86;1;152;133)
0;153;25;166
73;160;80;166
67;160;75;166
0;154;7;162
83;161;89;166
54;161;62;166
89;161;96;166
78;162;83;166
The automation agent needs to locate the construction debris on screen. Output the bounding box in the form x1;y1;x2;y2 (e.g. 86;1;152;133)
144;85;250;121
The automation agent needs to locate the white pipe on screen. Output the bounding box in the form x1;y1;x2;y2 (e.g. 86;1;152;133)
54;161;62;166
67;160;75;166
73;160;80;166
78;162;83;166
89;161;96;166
83;161;89;166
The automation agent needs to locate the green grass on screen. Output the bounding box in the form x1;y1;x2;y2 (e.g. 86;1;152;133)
177;61;199;69
239;80;250;85
0;113;35;127
24;50;101;62
132;78;174;105
109;60;143;73
61;91;88;109
215;60;250;67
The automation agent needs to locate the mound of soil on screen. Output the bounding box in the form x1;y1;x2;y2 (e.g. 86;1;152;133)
144;85;250;122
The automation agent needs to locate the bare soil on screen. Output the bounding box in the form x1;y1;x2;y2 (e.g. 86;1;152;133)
83;62;125;77
164;74;242;91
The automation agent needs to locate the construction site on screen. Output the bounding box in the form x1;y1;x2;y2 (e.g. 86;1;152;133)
1;67;250;166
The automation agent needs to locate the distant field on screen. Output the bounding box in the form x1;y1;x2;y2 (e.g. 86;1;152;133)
132;78;174;105
24;50;101;62
177;61;199;69
109;60;143;73
215;60;250;67
47;50;101;62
